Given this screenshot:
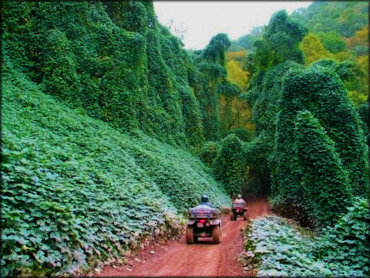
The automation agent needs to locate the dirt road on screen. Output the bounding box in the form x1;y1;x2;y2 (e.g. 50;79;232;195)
98;197;270;277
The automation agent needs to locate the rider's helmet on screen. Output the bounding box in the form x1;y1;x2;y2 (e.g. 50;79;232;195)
201;194;209;202
237;194;242;199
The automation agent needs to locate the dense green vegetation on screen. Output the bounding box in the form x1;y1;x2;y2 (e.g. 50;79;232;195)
231;4;369;275
228;1;369;107
2;0;369;276
2;1;237;149
1;66;230;276
228;7;369;228
291;2;368;37
2;3;235;275
242;199;369;276
271;63;367;226
213;135;246;197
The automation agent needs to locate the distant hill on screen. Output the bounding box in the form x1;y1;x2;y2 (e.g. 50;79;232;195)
291;1;368;37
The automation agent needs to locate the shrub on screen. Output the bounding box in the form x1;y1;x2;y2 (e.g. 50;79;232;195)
243;201;370;277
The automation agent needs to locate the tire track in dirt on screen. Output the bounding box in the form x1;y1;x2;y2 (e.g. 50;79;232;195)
98;197;270;277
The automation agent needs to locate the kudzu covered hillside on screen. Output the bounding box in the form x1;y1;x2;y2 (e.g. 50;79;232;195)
2;2;235;276
1;1;369;277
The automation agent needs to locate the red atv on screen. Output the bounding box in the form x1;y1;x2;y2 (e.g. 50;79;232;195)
186;205;222;244
230;202;248;221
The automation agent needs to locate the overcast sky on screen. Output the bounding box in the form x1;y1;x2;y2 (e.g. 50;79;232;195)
154;1;312;50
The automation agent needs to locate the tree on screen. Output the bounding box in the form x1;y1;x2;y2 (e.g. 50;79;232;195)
272;65;368;212
226;60;249;90
300;33;331;66
318;31;346;53
294;111;352;226
203;33;231;65
253;10;307;71
195;33;232;141
213;134;246;197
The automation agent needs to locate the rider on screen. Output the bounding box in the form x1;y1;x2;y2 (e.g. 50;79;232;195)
233;194;247;208
200;194;215;208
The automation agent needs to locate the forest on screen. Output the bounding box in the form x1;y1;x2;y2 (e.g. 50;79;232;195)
1;1;369;276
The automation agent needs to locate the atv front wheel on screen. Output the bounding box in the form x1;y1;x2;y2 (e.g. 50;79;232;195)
212;226;221;244
230;213;235;221
186;227;194;244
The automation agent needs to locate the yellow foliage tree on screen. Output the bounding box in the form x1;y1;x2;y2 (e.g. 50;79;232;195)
347;25;369;49
354;54;369;105
300;33;332;66
226;50;247;62
226;60;249;91
331;50;351;62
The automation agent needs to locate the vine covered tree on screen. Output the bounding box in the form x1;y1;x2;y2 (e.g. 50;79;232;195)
213;134;246;196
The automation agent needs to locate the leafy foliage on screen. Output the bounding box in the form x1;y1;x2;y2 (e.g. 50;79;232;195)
291;1;369;38
318;31;346;53
314;198;370;275
294;3;369;107
228;27;264;51
244;61;302;197
1;67;230;276
294;111;352;226
300;32;331;66
347;25;369;56
251;10;307;72
357;102;369;138
2;1;234;148
212;135;246;197
226;60;249;91
199;141;220;168
243;200;369;277
271;64;368;225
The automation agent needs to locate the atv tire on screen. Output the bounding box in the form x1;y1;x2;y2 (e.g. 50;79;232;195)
243;212;249;221
186;227;194;244
212;226;221;244
230;213;235;221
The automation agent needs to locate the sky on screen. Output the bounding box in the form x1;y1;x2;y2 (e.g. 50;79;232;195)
154;1;312;50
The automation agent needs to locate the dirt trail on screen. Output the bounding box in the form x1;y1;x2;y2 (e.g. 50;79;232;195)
98;197;270;277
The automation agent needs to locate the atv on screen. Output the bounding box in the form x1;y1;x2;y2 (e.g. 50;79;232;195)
230;202;248;221
186;205;222;244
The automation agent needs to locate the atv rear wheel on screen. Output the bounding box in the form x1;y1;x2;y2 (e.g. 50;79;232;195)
186;227;194;244
230;213;235;221
212;225;221;244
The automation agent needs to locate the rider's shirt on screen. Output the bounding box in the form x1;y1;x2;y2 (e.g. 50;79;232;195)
233;198;247;207
200;201;215;208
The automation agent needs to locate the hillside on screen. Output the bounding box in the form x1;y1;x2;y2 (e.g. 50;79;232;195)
2;1;240;147
1;1;369;276
1;65;230;276
291;1;368;37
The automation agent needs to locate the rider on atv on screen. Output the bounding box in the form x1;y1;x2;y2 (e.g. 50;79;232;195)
200;194;215;208
233;194;247;207
186;194;222;244
231;194;248;221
